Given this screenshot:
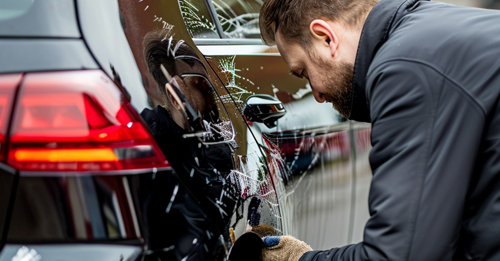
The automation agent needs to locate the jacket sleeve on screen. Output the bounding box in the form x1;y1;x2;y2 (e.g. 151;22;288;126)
300;60;485;260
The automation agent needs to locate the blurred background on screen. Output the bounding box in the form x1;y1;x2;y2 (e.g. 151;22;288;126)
440;0;500;8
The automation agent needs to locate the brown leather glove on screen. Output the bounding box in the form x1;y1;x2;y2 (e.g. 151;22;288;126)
261;235;313;261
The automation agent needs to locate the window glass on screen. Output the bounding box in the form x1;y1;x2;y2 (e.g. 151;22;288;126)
178;0;220;39
212;0;262;38
0;0;80;37
0;0;32;20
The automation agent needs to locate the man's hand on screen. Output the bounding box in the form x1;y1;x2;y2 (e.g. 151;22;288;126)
261;235;312;261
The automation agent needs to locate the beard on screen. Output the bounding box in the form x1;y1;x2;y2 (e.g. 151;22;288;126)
310;51;354;119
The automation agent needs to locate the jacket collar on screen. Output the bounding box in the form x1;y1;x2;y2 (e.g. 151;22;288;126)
348;0;426;122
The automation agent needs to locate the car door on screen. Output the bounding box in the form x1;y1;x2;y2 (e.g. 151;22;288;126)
76;0;286;259
178;0;372;249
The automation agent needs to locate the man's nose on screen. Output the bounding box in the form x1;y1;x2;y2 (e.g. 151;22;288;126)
312;88;326;103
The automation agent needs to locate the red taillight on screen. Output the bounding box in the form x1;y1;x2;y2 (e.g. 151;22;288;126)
7;70;169;171
0;74;23;162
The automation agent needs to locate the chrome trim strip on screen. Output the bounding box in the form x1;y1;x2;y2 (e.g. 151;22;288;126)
197;45;280;56
194;38;264;45
351;122;372;130
266;122;352;139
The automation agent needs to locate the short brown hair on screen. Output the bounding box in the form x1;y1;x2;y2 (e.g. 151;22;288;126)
260;0;378;46
143;28;198;99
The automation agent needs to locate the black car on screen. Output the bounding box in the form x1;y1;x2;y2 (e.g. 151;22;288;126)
0;0;371;260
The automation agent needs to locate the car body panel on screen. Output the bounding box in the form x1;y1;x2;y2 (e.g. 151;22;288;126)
0;244;142;261
78;0;285;258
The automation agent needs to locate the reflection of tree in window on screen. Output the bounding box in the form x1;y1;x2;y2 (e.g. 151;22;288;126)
212;0;262;38
178;0;219;38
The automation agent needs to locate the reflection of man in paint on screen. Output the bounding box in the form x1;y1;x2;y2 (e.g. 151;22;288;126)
140;29;239;261
143;30;217;133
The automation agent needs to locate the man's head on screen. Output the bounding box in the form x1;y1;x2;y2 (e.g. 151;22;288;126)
260;0;377;118
143;29;215;129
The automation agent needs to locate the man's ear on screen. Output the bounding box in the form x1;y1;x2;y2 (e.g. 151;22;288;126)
309;19;339;56
165;83;184;111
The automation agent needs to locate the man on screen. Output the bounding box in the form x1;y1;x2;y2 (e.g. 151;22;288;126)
258;0;500;260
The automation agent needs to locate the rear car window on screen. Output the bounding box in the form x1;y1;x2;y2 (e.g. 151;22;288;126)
0;0;79;37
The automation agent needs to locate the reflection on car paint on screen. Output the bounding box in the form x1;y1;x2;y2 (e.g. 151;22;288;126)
1;244;142;261
138;28;286;259
204;51;317;239
178;0;262;39
212;0;261;38
0;0;307;260
154;15;175;31
198;40;370;250
264;127;352;248
140;33;237;259
11;247;40;261
119;0;373;258
8;174;143;242
127;6;282;250
178;0;219;38
213;56;255;112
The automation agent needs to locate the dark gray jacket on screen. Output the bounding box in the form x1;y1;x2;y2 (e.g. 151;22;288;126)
300;0;500;260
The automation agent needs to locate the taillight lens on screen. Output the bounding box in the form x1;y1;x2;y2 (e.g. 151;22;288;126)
0;74;23;162
8;70;168;171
